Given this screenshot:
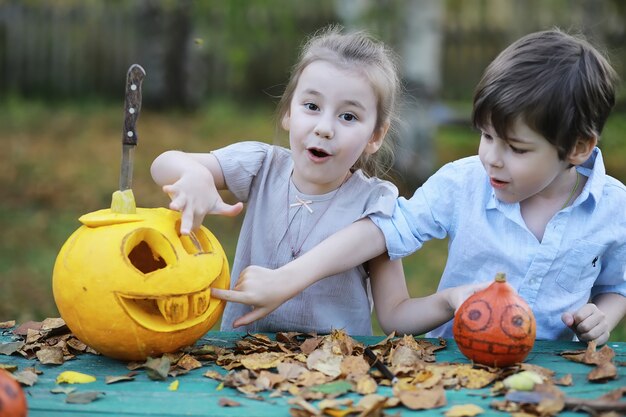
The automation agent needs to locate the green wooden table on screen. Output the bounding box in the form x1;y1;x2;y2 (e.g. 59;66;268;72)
1;331;624;417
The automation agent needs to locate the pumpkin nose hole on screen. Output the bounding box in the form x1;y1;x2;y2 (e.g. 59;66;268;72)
128;241;168;273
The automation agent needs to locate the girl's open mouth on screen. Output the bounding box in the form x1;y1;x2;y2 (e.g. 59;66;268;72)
308;148;330;158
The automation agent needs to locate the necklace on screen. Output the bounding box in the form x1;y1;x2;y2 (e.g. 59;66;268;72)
561;171;580;210
285;174;348;259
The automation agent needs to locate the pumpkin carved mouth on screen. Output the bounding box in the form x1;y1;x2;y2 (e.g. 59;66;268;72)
116;286;222;332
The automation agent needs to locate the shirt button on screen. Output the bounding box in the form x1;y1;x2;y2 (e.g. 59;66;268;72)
529;278;536;285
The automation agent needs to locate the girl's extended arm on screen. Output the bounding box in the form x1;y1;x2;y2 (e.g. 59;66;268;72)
211;218;387;326
369;254;487;335
150;151;243;234
562;292;626;345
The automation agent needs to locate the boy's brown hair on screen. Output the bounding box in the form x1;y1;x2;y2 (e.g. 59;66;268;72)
472;29;618;159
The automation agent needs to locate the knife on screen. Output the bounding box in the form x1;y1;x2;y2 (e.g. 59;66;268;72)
120;64;146;193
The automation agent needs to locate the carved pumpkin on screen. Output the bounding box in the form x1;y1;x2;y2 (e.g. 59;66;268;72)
453;273;536;367
52;207;229;361
0;370;27;417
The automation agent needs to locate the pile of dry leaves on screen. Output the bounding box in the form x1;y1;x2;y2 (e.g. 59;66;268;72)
1;319;624;416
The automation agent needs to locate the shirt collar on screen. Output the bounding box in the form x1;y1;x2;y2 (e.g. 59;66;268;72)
576;146;605;209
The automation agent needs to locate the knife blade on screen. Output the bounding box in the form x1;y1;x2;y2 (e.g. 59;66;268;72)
120;64;146;192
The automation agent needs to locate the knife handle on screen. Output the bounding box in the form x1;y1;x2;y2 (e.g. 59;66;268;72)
122;64;146;146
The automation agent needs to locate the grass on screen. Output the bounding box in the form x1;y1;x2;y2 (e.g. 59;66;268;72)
1;98;624;341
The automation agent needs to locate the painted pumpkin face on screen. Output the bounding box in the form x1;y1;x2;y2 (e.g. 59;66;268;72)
453;273;536;367
53;207;229;361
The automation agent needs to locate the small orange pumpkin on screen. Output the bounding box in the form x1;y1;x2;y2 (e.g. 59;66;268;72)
0;370;27;417
453;272;536;367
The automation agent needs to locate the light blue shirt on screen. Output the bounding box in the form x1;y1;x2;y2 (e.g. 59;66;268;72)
371;147;626;340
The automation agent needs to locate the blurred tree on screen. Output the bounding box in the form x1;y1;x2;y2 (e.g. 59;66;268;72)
337;0;444;190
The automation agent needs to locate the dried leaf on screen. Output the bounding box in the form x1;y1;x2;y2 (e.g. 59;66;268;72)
13;320;42;336
300;337;323;355
219;397;242;407
50;386;76;395
278;362;308;380
554;373;572;386
203;370;223;380
240;352;285;370
444;404;484;417
340;355;370;379
352;374;377;395
396;384;446;410
588;360;617;382
36;347;65;365
455;365;499;389
65;391;103;404
144;356;171;381
307;349;342;378
176;354;202;371
310;380;353;396
0;341;25;355
105;374;136;384
13;369;38;386
0;320;16;329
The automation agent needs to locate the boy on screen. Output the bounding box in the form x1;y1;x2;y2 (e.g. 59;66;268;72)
216;29;626;344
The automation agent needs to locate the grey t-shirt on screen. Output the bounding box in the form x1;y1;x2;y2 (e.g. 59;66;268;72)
214;141;398;335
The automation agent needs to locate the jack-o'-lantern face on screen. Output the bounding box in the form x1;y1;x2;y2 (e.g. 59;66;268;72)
453;273;536;367
53;207;229;361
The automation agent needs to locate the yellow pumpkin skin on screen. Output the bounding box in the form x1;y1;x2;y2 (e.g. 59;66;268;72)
53;207;229;361
453;273;536;367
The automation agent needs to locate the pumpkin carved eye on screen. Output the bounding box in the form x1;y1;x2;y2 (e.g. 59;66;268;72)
458;300;492;332
123;228;177;275
501;304;534;340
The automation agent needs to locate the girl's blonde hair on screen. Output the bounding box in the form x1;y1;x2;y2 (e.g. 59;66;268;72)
277;25;401;178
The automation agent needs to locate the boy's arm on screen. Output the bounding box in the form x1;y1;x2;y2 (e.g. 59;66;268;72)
150;151;242;234
212;218;387;326
562;292;626;345
369;254;487;335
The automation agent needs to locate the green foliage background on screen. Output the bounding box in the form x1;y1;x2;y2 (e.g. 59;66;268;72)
1;98;624;341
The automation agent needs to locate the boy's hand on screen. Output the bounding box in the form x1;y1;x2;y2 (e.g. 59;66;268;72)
164;176;242;235
211;266;296;328
561;304;609;345
445;281;490;313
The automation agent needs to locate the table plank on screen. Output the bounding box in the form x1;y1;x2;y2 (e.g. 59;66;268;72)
1;331;624;416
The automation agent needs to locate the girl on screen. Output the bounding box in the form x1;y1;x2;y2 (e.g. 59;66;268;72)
152;26;482;335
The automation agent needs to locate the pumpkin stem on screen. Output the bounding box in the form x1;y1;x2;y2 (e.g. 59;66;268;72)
495;272;506;282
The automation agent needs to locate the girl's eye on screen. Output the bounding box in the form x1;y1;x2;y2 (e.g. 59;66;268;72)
340;113;357;122
304;103;319;111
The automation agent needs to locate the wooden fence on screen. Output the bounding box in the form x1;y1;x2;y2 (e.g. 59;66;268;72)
0;0;624;106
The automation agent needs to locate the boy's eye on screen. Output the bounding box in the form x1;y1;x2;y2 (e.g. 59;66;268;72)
304;103;319;111
510;146;528;154
481;131;493;141
340;113;357;122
